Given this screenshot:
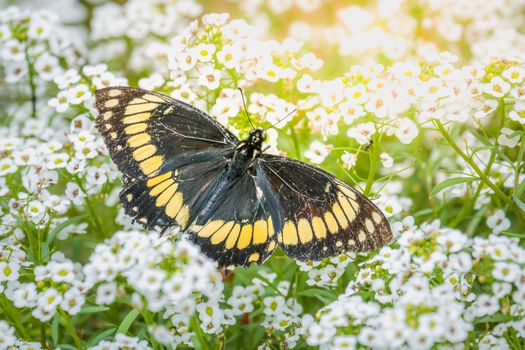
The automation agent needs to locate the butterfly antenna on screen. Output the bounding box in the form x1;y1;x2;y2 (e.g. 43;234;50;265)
238;87;255;130
265;108;297;131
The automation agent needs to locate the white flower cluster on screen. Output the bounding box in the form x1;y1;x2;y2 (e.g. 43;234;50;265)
164;14;321;135
298;217;525;349
85;231;232;346
0;6;81;86
3;253;86;322
89;0;202;70
88;334;152;350
48;64;127;114
231;0;525;62
301;53;525;163
0;110;118;241
0;320;42;350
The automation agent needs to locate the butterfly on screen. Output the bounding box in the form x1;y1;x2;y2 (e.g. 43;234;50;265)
94;87;392;269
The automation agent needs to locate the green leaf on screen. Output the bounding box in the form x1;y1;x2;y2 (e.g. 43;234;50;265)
431;177;478;196
501;231;525;238
515;179;525;197
513;195;525;213
87;328;116;347
56;345;78;350
47;215;86;245
412;208;434;217
116;308;141;334
79;305;110;314
51;314;60;344
298;288;338;304
475;313;515;324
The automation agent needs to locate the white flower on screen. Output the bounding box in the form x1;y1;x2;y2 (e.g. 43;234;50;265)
332;335;356;350
263;296;286;316
483;76;510;98
2;39;24;61
347;122;375;145
162;275;192;301
216;44;242;69
469;294;500;317
486;210;511;234
0;261;20;282
380;152;393;168
341;151;357;169
306;323;336;346
96;282;117;305
34;53;61;81
492;262;520;283
48;91;70;113
0;158;17;176
502;66;525;83
492;282;512;298
509;100;525;124
304;141;332;164
133;268;166;294
497;127;520;148
49;261;75;283
67;84;92;105
61;288;85;315
46;153;70;169
195;43;216;62
0;321;16;349
37;288;62;312
197;67;221;90
28;19;51;41
0;23;12;42
394;118;418;144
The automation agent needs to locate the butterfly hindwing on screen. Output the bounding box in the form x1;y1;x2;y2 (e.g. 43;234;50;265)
187;168;281;268
95;87;238;180
257;156;392;261
119;148;234;232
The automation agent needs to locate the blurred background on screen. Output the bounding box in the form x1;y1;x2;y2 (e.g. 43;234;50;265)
5;0;525;78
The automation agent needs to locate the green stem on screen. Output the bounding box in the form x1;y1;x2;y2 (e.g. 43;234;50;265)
75;177;104;238
41;323;47;349
435;120;525;225
364;133;379;196
289;124;301;160
450;101;506;226
59;310;84;350
514;125;525;192
25;48;37;119
0;295;31;339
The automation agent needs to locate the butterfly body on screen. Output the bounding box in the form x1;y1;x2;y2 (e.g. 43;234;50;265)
95;87;392;268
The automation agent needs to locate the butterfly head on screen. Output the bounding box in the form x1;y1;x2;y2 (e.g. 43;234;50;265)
247;127;267;150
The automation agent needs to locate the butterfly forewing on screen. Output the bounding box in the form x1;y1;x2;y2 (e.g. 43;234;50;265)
257;155;392;261
95;87;238;179
95;87;238;232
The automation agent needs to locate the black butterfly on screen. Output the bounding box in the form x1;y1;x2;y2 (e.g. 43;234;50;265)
95;87;392;269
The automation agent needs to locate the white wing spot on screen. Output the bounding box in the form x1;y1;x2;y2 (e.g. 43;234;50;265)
372;212;382;224
365;218;375;233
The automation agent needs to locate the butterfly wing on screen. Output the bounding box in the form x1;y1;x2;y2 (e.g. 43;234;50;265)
95;87;238;179
256;155;392;261
119;148;233;232
187;167;282;269
95;87;238;231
